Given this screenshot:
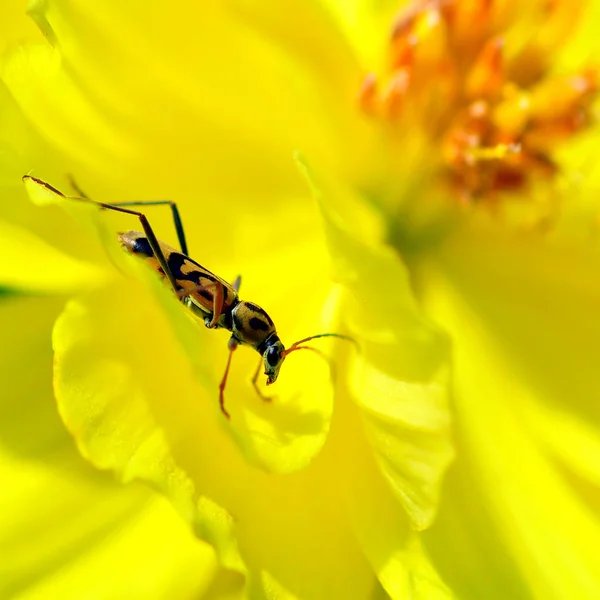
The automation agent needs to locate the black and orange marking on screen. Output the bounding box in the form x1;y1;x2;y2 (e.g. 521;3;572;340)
24;175;355;418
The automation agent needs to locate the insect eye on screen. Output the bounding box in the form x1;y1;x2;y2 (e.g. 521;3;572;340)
266;346;280;367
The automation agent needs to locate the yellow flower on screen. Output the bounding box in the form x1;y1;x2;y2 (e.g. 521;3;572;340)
0;12;239;597
1;1;599;599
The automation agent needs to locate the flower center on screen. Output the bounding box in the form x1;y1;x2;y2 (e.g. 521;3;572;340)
359;0;597;205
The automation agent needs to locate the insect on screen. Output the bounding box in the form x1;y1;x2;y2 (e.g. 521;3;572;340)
24;175;354;418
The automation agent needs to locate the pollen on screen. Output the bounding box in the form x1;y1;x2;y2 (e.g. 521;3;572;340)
359;0;598;203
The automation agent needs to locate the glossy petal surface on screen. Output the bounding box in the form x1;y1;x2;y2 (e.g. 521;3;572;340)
0;295;226;599
419;220;600;598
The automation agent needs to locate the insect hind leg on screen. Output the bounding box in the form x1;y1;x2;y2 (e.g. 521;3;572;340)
24;174;179;293
67;175;189;255
64;183;180;294
107;201;188;256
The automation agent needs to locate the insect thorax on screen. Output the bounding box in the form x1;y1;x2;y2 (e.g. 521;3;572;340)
230;301;277;349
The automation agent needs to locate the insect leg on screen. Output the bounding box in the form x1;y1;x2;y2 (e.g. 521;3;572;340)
99;204;182;294
231;275;242;293
177;281;226;328
67;175;189;254
251;358;272;402
108;201;188;256
219;337;239;419
23;176;180;295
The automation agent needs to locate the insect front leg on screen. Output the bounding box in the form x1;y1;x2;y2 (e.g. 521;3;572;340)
218;337;239;419
231;275;242;293
251;358;272;403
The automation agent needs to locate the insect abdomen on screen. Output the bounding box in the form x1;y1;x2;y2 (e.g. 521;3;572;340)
118;230;238;317
119;230;176;277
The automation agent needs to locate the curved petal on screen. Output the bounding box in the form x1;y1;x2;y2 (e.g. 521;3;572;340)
0;81;114;265
340;398;455;600
20;150;335;476
228;0;362;101
0;218;105;293
524;400;600;489
421;237;600;598
319;0;400;68
52;276;380;598
435;217;600;431
1;0;365;208
0;2;39;54
423;454;534;600
0;294;223;599
297;157;454;529
52;235;336;477
51;224;381;599
554;0;600;70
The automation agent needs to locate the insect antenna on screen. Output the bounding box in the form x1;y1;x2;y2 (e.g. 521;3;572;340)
281;344;335;380
282;333;358;358
281;334;357;385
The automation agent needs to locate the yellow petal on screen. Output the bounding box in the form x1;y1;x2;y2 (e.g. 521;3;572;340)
435;217;600;434
298;157;454;529
0;79;105;262
554;0;600;70
5;494;223;600
0;81;43;188
0;295;223;599
423;454;534;599
525;400;600;490
342;402;455;600
52;286;200;510
352;359;453;531
3;44;136;182
230;0;361;96
53;236;336;475
0;2;39;55
320;0;400;67
52;269;377;598
2;0;363;205
422;245;600;598
26;149;372;595
0;218;105;293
